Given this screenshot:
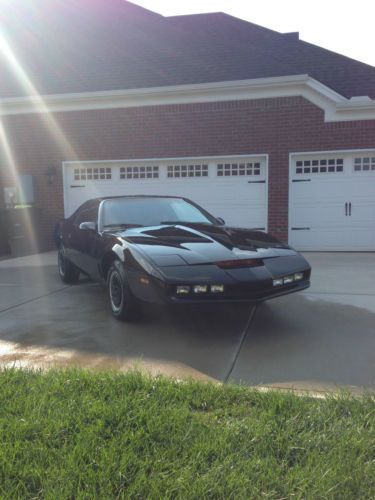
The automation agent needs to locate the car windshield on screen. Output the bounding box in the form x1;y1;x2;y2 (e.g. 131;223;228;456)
102;197;217;228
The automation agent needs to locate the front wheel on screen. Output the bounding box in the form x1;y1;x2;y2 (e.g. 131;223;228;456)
108;261;142;321
58;247;80;284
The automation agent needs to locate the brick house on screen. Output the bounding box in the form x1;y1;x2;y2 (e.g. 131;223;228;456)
1;0;375;254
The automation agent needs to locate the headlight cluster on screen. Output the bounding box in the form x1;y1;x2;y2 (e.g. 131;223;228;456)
176;284;225;295
273;272;304;287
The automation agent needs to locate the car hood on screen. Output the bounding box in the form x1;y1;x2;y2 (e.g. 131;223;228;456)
110;223;299;266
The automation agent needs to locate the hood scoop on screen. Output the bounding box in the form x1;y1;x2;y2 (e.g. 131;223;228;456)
124;225;213;248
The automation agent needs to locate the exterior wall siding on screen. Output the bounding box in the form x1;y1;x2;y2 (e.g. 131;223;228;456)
1;96;375;251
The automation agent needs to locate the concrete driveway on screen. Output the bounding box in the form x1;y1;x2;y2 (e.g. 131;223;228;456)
0;251;374;393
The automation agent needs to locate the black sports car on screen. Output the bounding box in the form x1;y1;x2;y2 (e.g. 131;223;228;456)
55;196;311;321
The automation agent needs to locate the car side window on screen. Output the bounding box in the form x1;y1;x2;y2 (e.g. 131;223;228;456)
74;204;99;227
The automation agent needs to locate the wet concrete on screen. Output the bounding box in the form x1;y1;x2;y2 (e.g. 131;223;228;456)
0;253;252;381
0;251;374;393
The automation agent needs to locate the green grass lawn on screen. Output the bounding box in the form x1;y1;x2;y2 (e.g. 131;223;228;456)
0;370;374;499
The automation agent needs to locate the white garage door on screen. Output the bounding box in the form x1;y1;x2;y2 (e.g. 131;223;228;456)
289;151;375;251
63;155;268;229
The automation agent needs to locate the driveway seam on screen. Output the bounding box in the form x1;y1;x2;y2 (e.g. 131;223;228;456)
0;286;71;315
223;305;257;384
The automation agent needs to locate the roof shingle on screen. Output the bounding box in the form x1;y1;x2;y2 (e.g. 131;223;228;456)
1;0;374;99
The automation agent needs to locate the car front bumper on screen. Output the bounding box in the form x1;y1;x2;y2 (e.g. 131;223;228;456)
129;271;311;305
128;252;312;305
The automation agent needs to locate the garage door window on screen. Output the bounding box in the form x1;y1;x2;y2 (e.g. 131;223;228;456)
354;157;375;172
217;162;261;177
120;166;159;179
295;158;343;175
167;164;208;178
74;167;112;181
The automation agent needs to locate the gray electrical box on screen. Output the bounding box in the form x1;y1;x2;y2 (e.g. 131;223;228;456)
4;175;35;206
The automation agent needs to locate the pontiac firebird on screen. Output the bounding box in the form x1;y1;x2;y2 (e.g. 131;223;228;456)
54;195;311;321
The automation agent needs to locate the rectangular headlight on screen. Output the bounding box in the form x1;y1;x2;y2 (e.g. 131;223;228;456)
176;285;190;295
294;272;304;281
193;285;208;293
273;278;283;287
283;275;294;284
210;284;224;293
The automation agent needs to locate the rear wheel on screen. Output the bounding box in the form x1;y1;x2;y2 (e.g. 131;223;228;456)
108;260;142;321
58;247;80;284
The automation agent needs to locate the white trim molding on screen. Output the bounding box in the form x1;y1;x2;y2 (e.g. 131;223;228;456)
1;74;375;122
62;152;269;166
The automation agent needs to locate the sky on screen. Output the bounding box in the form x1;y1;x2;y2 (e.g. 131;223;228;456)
134;0;375;67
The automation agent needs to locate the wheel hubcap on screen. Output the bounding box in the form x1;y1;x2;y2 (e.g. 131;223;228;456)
110;272;124;312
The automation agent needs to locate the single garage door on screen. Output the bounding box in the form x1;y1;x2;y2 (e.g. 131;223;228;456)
63;155;268;229
289;151;375;251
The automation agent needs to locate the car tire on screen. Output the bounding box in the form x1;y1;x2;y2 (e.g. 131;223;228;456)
58;247;80;284
107;260;142;321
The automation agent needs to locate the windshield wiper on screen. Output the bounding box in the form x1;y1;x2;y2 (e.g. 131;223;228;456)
160;221;212;226
103;223;144;230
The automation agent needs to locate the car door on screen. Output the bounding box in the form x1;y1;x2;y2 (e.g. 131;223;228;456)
68;202;100;277
64;201;90;267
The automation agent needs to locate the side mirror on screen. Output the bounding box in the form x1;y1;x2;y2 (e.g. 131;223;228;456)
79;221;97;231
216;217;225;226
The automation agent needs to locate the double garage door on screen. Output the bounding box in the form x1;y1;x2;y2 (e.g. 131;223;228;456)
63;155;268;230
289;151;375;251
63;151;375;251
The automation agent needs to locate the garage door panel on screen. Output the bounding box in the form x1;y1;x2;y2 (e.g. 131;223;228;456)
216;207;266;228
291;175;375;201
291;227;375;251
291;204;348;226
292;177;350;199
348;204;375;225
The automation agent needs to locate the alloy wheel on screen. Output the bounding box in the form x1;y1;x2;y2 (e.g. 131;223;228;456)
109;271;124;313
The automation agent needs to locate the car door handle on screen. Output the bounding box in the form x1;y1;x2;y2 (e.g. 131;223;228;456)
349;202;352;216
345;202;348;216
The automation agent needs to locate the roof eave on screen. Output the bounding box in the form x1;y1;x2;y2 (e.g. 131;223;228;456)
0;74;374;122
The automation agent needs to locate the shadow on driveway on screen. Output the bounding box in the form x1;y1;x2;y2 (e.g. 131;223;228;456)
231;294;375;392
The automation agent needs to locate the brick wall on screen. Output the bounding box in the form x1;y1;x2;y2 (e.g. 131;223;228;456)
1;96;375;251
